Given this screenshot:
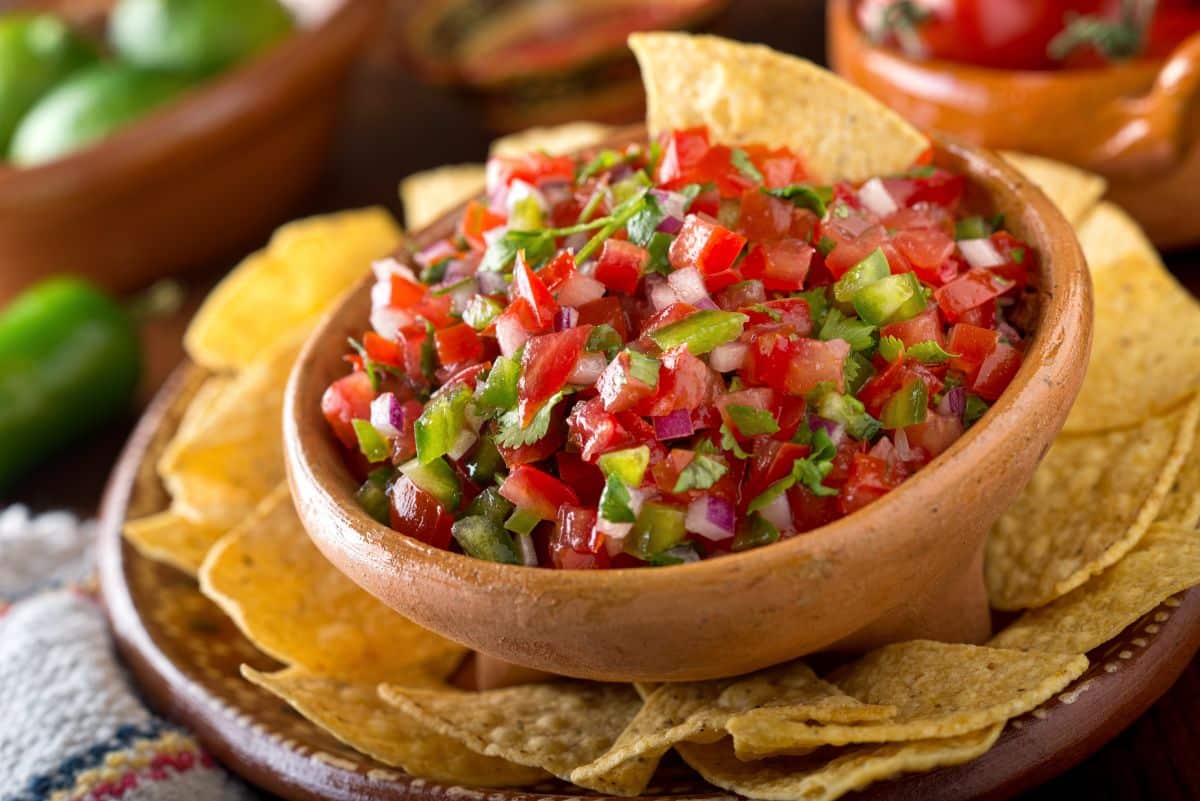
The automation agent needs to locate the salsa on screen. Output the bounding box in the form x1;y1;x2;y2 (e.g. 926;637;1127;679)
323;127;1035;569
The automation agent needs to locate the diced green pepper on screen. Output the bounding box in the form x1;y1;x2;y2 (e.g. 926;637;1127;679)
880;377;929;429
352;419;390;463
400;457;462;511
598;445;650;486
833;248;890;304
844;352;875;395
853;272;925;325
465;435;505;485
504;506;542;536
463;295;503;331
731;514;779;552
586;324;623;359
355;467;394;524
954;216;993;240
812;385;882;441
464;486;514;525
452;516;520;564
508;195;543;231
648;310;748;355
626;350;661;387
475;357;520;415
627;501;686;558
964;394;990;426
414;387;471;464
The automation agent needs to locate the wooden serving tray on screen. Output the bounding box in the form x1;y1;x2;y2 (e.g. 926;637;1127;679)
98;364;1200;801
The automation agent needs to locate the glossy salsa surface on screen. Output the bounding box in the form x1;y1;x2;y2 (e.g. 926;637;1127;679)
322;126;1036;569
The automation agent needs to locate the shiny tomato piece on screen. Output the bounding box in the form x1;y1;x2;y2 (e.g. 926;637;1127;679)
651;448;696;494
567;398;634;462
656;127;712;189
971;342;1022;400
389;476;453;550
946;323;1000;380
882;169;965;209
717;279;766;310
739;189;793;241
742;143;807;188
500;464;581;521
881;309;944;349
513;256;558;329
740;240;813;291
703;269;742;294
496;418;566;468
537;250;576;291
987;231;1033;289
321;371;375;449
389;273;426;307
459;199;505;250
744;440;811;504
904;412;964;459
517;326;592;425
638;302;697;342
487;152;574;190
743;331;849;395
640;345;719;416
822;221;887;278
883;204;956;237
555;453;605;506
742;297;814;336
891;228;956;285
364;331;404;368
715;387;778;434
577;296;628;340
594;239;649;294
694;143;756;196
858;359;943;418
551;506;609;569
668;215;747;275
434;323;483;367
597;350;659;412
934;268;1011;322
838;453;902;516
787;485;840;533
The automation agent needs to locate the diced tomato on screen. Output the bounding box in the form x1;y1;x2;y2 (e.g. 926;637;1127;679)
787;485;840;532
537;250;576;291
567;398;632;461
656;127;712;189
742;143;807;188
744;440;811;505
638;302;697;342
946;323;1000;381
640;345;719;416
703;269;742;294
487;152;575;191
934;269;1012;323
742;297;813;336
882;169;965;209
551;505;609;569
389;476;453;550
513;256;559;329
597;349;659;412
858;359;943;418
690;187;721;218
517;326;592;425
987;231;1033;289
594;239;649;294
321;371;375;448
891;228;956;285
496;418;566;469
500;465;581;521
822;220;887;278
364;331;404;368
717;279;766;310
740;240;813;291
577;296;628;340
716;387;778;435
958;302;996;330
739;189;793;241
650;448;696;495
434;323;483;367
744;333;849;396
883;204;956;237
555;453;605;506
668;215;747;275
881;309;944;349
389;274;426;307
838;453;903;516
459;199;505;250
904;412;963;459
971;342;1022;401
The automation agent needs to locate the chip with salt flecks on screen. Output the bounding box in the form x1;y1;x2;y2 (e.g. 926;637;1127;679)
123;509;224;577
628;33;928;183
990;525;1200;654
379;681;642;785
185;207;401;372
1064;252;1200;434
987;395;1199;610
401;164;485;231
1001;152;1106;226
158;329;305;530
1074;201;1157;275
490;121;614;158
727;642;1085;757
678;724;1003;801
242;666;548;786
1156;420;1200;529
569;662;894;796
200;484;466;685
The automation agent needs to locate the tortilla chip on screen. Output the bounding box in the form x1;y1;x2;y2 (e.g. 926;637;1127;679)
990;525;1200;654
172;375;233;444
400;164;485;231
490;122;614;158
379;681;641;783
1156;410;1200;528
1001;152;1106;226
1064;252;1200;433
185;208;401;372
159;331;304;530
678;724;1003;801
728;642;1085;757
987;395;1200;610
1074;201;1157;275
242;667;548;786
570;662;893;796
200;485;466;684
628;33;928;182
123;509;225;576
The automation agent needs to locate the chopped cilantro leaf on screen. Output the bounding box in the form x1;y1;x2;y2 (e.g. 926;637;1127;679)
798;288;830;327
844;352;876;395
731;148;764;184
820;309;877;352
964;394;989;426
727;404;780;436
765;184;833;216
720;423;752;459
599;473;636;523
627;193;666;247
673;453;728;493
586;325;622;360
817;235;837;256
878;335;905;363
906;340;957;364
494;391;566;448
645;231;675;275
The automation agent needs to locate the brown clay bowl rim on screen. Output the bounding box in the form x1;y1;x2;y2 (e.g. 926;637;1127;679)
828;0;1170;82
286;131;1092;595
0;0;381;204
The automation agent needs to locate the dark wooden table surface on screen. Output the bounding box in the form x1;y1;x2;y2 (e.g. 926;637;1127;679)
5;2;1199;799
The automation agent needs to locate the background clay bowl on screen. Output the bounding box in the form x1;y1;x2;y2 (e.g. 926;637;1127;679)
285;128;1092;683
827;0;1200;249
0;0;384;303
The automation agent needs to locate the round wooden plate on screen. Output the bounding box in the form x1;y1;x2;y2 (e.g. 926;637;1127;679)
98;364;1200;801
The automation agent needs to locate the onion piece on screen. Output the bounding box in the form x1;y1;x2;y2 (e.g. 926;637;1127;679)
647;275;680;311
597;487;646;549
656;215;684;234
496;314;530;358
653;409;695;440
370;392;404;437
373;257;419;283
515;532;539;567
667;266;710;306
937;386;966;418
709;342;748;373
483;225;509;248
555;306;580;332
447;427;478;461
759;491;795;534
694;297;719;311
652;188;689;220
506;179;547;215
371;303;412;339
858;177;899;217
958;238;1004;269
686;496;735;541
893;428;918;462
556;273;606;307
807;414;846;446
476;269;508;296
568;353;607;386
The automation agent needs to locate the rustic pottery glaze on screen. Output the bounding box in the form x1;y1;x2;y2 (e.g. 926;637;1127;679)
284;130;1092;683
0;0;383;303
828;0;1200;249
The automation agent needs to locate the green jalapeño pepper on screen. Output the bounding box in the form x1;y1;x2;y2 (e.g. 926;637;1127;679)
0;278;142;492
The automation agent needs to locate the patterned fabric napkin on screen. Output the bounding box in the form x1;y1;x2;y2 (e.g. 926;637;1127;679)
0;505;253;801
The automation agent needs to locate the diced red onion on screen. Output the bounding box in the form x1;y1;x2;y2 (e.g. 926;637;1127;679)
893;428;918;462
709;342;748;373
857;177;899;217
958;238;1004;269
515;532;539;567
653;409;695;440
759;491;795;534
568;353;607;386
371;304;412;339
555;306;580;331
556;273;606;307
647;275;680;311
370;392;404;437
447;279;479;315
937;386;966;418
609;163;635;182
372;256;418;282
869;436;896;462
448;428;479;461
694;297;719;311
563;231;591;253
442;258;475;284
807;414;846;446
997;321;1021;343
539;179;573;208
686;496;735;541
483;225;509;248
656;215;684;234
667;266;710;306
496;314;530;358
413;242;455;271
476;269;508;296
651;188;690;220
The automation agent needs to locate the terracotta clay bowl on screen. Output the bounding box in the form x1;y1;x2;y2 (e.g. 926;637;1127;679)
0;0;384;303
285;129;1093;683
827;0;1200;249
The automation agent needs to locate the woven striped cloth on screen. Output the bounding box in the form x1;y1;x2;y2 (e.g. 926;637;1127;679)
0;505;254;801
